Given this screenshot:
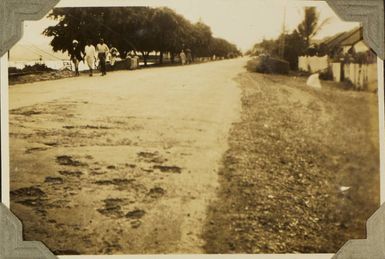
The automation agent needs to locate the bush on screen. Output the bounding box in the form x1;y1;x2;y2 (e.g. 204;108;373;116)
9;63;54;75
247;56;289;75
23;63;54;73
319;68;333;81
8;67;20;74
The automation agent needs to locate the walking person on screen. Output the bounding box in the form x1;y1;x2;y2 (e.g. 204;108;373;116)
180;50;186;65
84;40;97;76
97;38;109;76
69;40;84;76
109;45;119;68
186;49;193;64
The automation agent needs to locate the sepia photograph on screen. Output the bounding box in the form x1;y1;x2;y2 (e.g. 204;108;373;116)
7;0;380;256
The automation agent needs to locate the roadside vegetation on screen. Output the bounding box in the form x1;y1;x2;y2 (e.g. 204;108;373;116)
203;72;379;253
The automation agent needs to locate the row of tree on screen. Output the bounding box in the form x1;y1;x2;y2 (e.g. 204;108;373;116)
43;7;241;65
247;7;329;70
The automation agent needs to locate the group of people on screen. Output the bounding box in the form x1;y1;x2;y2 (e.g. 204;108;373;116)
179;49;193;65
70;39;195;76
69;38;119;77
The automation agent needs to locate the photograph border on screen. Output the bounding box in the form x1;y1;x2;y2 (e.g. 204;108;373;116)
0;0;384;258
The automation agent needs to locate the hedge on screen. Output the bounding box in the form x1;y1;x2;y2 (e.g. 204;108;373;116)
247;56;290;75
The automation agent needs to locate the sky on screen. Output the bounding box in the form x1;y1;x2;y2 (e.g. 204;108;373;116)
17;0;359;54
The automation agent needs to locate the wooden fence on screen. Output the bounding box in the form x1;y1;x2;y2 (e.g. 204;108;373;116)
299;55;377;91
332;62;377;91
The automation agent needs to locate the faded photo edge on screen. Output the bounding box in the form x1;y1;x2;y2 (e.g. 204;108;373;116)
0;0;384;258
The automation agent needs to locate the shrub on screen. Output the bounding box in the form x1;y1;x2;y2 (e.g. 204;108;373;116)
247;56;290;75
9;63;55;74
319;67;333;81
8;67;20;74
23;63;54;73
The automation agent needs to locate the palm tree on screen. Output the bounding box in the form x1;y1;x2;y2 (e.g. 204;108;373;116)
297;7;331;48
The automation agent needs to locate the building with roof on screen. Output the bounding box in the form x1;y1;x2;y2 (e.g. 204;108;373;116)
299;27;377;91
319;27;375;62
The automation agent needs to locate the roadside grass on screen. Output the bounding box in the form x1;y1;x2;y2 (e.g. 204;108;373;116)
203;72;380;253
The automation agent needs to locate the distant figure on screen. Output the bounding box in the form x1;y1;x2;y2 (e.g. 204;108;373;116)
84;40;96;76
69;40;84;76
186;49;193;64
109;45;119;67
180;50;186;65
97;39;109;76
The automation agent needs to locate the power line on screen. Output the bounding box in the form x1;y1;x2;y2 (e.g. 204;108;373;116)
11;44;70;71
25;41;67;61
16;44;47;60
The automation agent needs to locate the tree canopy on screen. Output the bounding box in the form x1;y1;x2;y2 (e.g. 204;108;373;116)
43;7;241;63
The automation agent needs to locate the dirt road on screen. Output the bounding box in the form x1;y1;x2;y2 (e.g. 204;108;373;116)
9;59;379;255
9;59;244;254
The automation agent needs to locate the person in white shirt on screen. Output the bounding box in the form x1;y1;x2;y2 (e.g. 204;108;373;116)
180;50;186;65
84;40;97;76
96;38;109;76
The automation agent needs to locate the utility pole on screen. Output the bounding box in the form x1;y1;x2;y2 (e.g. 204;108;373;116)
279;4;287;59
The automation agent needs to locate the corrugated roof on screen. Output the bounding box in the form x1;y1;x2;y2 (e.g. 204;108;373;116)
321;27;362;49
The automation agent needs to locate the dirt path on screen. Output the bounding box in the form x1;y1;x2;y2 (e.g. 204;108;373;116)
9;58;245;254
203;72;380;253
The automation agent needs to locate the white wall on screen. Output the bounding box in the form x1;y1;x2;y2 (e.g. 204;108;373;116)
298;55;329;73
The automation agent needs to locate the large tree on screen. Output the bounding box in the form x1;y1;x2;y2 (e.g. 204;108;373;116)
43;7;240;65
150;7;192;64
43;7;148;57
209;37;239;58
282;30;307;70
190;22;213;58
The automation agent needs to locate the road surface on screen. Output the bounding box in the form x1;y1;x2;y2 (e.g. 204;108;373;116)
9;58;245;254
9;58;379;254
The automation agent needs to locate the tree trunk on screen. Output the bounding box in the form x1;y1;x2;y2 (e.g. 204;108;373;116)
171;53;175;64
159;51;164;65
141;51;148;67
